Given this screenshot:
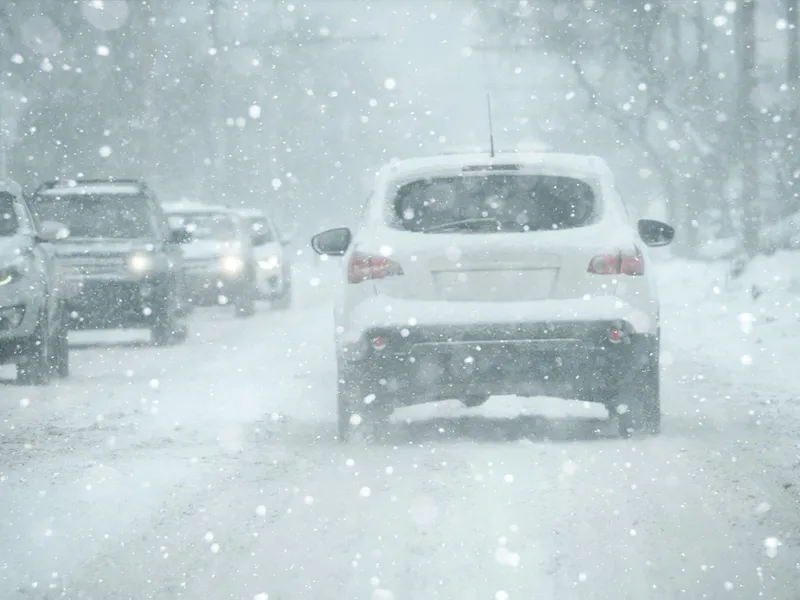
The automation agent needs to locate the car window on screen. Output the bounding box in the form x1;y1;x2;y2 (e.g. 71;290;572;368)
392;174;597;233
246;217;275;242
0;194;19;236
171;212;238;241
20;197;42;231
29;194;158;239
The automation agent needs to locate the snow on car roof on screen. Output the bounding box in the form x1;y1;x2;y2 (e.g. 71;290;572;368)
237;207;266;215
163;201;230;214
377;152;612;184
0;179;22;197
38;182;145;196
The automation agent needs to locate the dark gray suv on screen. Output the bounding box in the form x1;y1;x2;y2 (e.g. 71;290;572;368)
0;181;70;384
29;179;193;345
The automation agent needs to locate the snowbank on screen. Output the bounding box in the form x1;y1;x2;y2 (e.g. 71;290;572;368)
659;251;800;390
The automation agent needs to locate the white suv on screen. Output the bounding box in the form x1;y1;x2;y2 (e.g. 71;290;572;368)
311;153;674;441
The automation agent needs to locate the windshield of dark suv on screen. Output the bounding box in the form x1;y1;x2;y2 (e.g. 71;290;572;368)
169;212;238;241
29;194;157;239
0;196;18;237
393;174;597;233
243;216;275;242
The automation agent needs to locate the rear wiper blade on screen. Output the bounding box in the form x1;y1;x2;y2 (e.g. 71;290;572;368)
422;218;502;233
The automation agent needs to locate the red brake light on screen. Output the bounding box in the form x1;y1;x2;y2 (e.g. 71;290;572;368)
587;254;620;275
348;251;404;284
588;247;644;276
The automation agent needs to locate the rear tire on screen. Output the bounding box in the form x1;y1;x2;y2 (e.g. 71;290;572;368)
51;308;70;378
151;289;186;346
616;351;660;437
271;281;292;311
337;366;389;442
17;313;51;386
234;270;257;317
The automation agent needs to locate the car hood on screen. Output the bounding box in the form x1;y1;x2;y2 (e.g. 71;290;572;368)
53;238;156;258
182;240;243;260
0;236;29;265
252;242;282;260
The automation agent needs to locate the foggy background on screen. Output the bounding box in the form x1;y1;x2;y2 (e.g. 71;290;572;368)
1;0;797;254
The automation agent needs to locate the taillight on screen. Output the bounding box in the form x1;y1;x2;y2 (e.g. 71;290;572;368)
587;247;644;276
348;251;404;284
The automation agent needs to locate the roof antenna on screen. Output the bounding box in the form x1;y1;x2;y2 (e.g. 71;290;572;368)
486;93;495;158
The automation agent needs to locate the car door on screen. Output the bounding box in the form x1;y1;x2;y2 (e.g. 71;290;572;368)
17;196;58;322
149;193;187;305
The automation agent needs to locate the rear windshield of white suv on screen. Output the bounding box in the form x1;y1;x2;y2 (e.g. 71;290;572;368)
392;174;597;233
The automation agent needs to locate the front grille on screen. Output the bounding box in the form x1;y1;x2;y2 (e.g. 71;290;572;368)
60;257;126;277
184;258;218;274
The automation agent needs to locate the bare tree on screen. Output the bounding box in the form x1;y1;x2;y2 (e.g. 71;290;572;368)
737;0;760;256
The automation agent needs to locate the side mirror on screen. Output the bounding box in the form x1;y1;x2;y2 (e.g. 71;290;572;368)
638;219;674;247
36;220;70;243
311;227;351;256
169;226;192;244
251;232;268;247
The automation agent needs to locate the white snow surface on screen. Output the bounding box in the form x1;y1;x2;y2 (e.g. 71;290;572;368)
38;184;142;196
1;259;800;598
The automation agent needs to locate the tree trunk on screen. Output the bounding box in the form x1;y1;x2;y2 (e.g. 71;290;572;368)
208;0;229;201
787;0;799;208
788;0;799;127
140;0;157;177
737;0;760;256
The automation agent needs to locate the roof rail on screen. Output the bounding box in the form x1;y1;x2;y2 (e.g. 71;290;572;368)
36;178;147;193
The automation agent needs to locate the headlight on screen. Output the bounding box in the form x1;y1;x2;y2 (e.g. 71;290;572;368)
127;253;154;273
257;256;280;270
220;255;245;274
0;254;30;285
0;269;17;286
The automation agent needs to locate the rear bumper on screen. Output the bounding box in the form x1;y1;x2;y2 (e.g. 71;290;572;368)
341;295;658;340
339;321;657;405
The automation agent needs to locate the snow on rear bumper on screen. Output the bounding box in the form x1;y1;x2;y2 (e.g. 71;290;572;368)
340;295;657;346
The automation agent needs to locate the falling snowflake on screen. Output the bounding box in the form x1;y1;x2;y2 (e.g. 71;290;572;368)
248;105;262;119
96;45;109;56
99;146;112;158
359;486;371;497
384;78;397;90
764;537;781;557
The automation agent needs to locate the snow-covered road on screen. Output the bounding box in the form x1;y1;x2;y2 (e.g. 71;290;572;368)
2;266;800;599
